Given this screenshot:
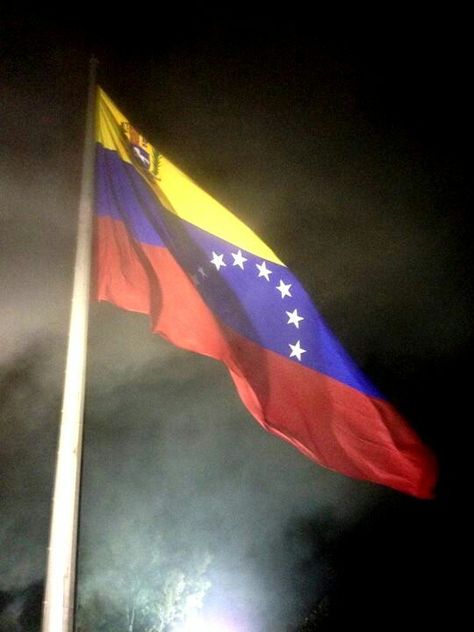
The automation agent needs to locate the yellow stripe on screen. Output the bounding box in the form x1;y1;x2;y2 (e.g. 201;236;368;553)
96;88;284;265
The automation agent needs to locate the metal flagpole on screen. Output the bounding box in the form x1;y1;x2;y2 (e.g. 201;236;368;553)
42;57;98;632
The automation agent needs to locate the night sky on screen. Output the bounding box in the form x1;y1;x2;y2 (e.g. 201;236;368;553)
1;10;472;631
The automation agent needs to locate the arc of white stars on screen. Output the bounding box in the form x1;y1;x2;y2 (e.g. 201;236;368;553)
210;251;226;271
276;279;292;298
231;249;247;269
289;340;306;361
256;260;272;281
286;308;304;328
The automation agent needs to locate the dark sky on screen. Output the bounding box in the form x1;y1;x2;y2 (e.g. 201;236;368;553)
1;10;472;631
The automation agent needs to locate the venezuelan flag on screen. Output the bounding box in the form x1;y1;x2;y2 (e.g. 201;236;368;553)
94;88;437;498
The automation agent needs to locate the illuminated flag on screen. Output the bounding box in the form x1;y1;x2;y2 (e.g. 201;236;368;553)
94;88;437;498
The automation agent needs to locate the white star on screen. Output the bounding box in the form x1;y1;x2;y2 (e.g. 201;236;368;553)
210;251;226;271
276;279;292;298
286;308;304;328
198;266;207;278
289;340;306;361
256;261;272;281
231;249;248;269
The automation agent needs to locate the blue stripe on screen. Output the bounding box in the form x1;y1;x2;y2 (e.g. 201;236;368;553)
95;146;165;247
95;144;382;398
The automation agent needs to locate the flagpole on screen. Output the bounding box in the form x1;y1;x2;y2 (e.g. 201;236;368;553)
42;57;97;632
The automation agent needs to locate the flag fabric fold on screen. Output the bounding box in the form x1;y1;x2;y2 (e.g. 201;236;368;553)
93;87;437;498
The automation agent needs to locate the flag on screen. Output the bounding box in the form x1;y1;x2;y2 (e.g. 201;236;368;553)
93;87;437;498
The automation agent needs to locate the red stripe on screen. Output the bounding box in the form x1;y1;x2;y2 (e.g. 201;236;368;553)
94;216;437;498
